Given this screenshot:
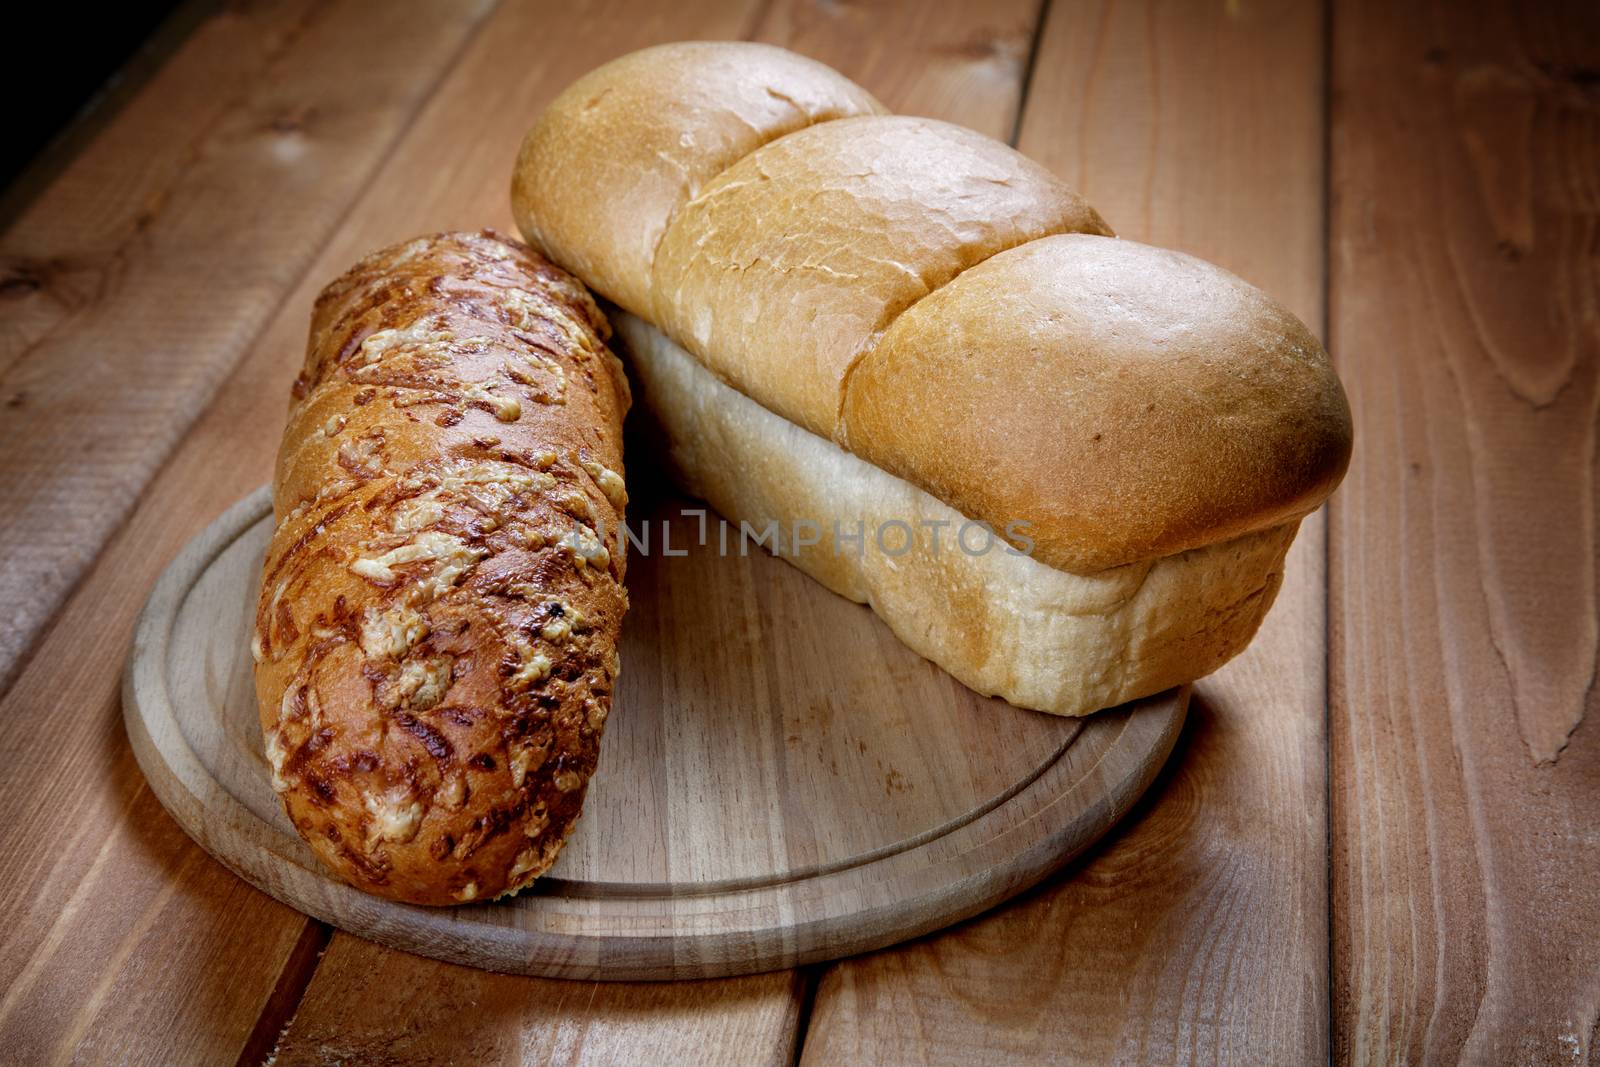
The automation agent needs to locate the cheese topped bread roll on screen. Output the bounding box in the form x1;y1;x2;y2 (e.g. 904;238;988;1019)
254;231;629;905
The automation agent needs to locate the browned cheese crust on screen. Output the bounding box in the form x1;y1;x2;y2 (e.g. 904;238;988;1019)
252;231;630;906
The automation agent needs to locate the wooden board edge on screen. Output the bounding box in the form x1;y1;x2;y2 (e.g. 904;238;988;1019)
124;487;1187;982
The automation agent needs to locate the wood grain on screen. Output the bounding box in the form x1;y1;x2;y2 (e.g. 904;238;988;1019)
753;0;1041;135
271;940;805;1067
0;0;497;694
1329;1;1600;1062
126;487;1181;977
799;1;1333;1061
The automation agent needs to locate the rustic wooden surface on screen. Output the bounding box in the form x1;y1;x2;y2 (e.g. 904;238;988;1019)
125;486;1183;979
0;0;1594;1063
1329;1;1600;1064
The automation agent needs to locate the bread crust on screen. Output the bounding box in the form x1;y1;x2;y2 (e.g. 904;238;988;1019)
512;41;884;320
650;116;1109;438
513;42;1351;573
253;231;629;906
845;234;1352;571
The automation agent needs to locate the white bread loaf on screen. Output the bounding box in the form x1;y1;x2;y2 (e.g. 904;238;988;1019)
513;43;1352;716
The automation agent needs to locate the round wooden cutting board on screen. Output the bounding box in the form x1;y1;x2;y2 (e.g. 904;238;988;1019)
124;484;1187;981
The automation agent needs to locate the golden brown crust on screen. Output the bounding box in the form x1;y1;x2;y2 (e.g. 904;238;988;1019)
253;231;629;906
512;41;885;320
513;43;1352;574
649;116;1110;439
845;235;1353;571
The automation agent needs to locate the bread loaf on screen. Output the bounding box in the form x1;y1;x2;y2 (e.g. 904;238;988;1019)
513;43;1352;717
253;231;630;905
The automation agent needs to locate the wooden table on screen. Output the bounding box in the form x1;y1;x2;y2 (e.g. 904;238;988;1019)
0;1;1594;1063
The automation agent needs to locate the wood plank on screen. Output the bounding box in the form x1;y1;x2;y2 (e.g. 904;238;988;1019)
0;0;497;694
800;1;1332;1062
1328;1;1600;1062
753;0;1042;135
271;939;805;1067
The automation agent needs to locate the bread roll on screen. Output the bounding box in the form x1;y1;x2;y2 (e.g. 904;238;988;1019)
514;43;1352;716
253;231;630;905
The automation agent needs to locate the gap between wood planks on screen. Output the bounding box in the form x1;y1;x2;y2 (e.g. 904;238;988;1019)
1009;0;1053;148
789;966;823;1067
232;921;332;1067
1320;0;1337;1059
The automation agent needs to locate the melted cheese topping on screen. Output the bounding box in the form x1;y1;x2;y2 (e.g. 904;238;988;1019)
264;727;291;792
364;786;423;846
394;655;453;710
507;649;553;692
352;323;457;368
437;772;467;811
462;380;522;422
508;742;543;788
558;524;610;569
580;458;627;512
360;603;429;660
350;531;485;591
337;434;385;476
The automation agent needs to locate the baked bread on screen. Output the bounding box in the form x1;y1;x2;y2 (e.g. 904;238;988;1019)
513;43;1352;716
252;231;630;905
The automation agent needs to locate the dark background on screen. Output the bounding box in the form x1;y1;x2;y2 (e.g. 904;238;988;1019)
3;2;183;193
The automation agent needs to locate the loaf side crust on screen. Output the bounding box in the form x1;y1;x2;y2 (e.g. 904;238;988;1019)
618;313;1295;717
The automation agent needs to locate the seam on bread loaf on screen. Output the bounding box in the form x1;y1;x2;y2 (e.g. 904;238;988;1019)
634;117;1111;439
641;103;888;304
512;42;887;319
646;113;1112;439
